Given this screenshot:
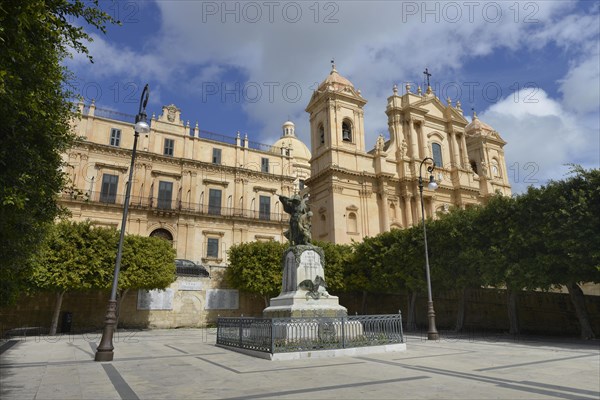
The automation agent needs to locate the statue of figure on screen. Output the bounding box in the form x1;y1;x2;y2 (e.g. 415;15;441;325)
376;134;385;152
279;194;312;245
400;139;408;158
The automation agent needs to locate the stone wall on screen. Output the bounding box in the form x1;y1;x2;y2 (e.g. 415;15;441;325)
339;288;600;336
0;274;264;335
3;285;598;337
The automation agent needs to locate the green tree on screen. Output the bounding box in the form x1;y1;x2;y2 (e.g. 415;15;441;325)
388;227;428;329
225;241;287;307
28;221;116;334
0;0;117;304
313;241;351;293
117;235;176;323
529;166;600;339
428;206;486;331
29;221;177;334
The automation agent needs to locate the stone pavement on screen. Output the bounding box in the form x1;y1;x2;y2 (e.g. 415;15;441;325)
1;329;598;400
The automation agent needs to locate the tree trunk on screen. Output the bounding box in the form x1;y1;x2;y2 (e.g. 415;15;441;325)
264;295;269;308
454;288;467;332
115;289;129;330
49;291;65;336
507;289;519;335
566;282;595;339
360;290;367;315
406;291;418;331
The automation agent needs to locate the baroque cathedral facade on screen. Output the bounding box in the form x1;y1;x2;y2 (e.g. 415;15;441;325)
306;65;511;244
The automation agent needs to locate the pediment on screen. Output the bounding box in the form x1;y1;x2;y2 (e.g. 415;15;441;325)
414;96;468;124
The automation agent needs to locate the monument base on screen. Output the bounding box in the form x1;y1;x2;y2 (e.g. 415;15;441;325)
263;290;348;318
263;245;347;319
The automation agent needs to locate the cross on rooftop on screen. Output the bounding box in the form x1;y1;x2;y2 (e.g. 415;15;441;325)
423;67;432;87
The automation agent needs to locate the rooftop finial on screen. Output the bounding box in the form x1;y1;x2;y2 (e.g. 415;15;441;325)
446;97;452;106
331;58;336;72
393;84;398;95
472;107;478;119
417;86;422;95
405;83;411;93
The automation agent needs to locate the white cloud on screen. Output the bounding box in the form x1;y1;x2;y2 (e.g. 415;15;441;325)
67;0;599;186
145;1;590;146
481;89;598;193
559;47;600;114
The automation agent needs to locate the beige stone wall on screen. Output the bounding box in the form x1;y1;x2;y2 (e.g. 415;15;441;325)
0;275;264;334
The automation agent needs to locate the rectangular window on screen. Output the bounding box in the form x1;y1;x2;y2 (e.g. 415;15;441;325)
261;157;269;173
208;188;222;215
110;128;121;147
163;138;174;156
259;195;271;220
212;148;222;164
100;174;118;203
157;181;173;210
207;238;219;258
432;143;443;168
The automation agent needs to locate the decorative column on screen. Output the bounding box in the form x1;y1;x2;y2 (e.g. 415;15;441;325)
408;117;419;160
403;195;413;227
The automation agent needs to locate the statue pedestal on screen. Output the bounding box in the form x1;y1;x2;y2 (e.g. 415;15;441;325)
263;245;347;318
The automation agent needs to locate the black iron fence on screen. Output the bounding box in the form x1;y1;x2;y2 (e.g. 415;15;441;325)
216;314;403;354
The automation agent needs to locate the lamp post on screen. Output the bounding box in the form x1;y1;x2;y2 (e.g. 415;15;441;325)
95;84;150;362
418;157;439;341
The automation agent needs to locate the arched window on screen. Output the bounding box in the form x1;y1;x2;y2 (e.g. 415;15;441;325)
347;212;358;233
318;124;325;145
342;120;352;142
470;160;478;174
432;143;443;167
150;228;173;242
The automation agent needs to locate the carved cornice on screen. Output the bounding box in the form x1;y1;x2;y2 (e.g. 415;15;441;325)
94;162;128;172
253;186;277;194
202;230;225;237
152;170;182;180
203;179;228;187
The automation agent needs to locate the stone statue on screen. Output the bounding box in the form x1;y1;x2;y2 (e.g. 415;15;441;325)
376;134;385;152
279;194;312;245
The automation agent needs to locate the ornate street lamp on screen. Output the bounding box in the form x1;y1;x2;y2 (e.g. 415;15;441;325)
95;84;150;361
418;157;439;341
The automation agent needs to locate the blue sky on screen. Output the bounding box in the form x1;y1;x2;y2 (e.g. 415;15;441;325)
68;1;600;193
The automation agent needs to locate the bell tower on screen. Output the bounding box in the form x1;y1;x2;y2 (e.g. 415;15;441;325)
305;63;367;162
305;64;368;243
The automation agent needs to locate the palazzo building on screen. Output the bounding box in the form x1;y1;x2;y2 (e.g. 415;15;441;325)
306;65;511;244
62;101;311;270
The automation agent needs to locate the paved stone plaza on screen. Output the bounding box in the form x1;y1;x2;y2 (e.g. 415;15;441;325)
1;329;598;399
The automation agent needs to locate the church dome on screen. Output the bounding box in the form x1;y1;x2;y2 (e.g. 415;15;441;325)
465;112;494;134
318;64;355;91
272;121;312;163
